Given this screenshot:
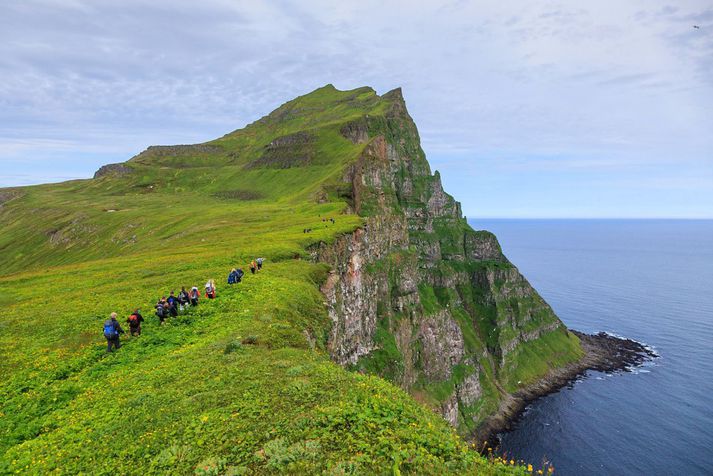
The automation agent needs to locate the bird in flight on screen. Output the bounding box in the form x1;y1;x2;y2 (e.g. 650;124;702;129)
693;25;700;29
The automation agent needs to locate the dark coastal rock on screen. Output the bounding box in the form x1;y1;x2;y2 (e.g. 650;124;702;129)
476;330;658;445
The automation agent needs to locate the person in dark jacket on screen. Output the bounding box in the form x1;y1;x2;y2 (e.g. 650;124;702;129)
167;291;179;317
156;298;168;324
178;287;190;311
127;309;144;336
104;312;125;352
167;291;178;308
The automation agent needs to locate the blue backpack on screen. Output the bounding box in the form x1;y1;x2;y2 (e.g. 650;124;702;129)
103;321;117;338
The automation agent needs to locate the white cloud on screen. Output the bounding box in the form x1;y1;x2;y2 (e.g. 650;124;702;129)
0;0;711;216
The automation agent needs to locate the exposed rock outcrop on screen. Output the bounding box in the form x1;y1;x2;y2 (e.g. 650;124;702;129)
93;163;132;179
246;131;315;169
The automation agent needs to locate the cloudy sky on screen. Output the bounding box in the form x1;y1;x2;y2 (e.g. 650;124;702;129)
1;0;711;218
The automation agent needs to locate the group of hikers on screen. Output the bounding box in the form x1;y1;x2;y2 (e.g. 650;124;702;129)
102;258;266;352
304;217;335;233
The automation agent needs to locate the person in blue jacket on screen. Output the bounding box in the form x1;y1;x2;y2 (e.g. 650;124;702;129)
103;312;125;352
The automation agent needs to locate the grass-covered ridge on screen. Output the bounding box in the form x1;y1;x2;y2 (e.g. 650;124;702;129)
0;86;529;474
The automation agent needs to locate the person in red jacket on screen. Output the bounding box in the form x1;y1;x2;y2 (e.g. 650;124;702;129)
190;286;200;306
126;309;144;336
205;279;216;299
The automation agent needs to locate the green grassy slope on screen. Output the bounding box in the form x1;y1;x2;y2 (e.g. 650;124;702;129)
0;86;528;474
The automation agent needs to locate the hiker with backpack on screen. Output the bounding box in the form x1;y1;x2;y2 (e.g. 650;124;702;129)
228;268;244;284
249;260;257;275
178;287;190;311
190;286;200;306
103;312;125;352
127;309;144;336
167;291;179;317
156;298;168;324
205;279;216;299
256;257;265;271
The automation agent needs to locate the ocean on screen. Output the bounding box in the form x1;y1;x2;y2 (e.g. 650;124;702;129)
469;219;713;476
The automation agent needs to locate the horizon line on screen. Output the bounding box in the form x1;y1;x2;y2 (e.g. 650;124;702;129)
467;217;713;220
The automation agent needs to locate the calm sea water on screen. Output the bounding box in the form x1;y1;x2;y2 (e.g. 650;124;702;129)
469;219;713;476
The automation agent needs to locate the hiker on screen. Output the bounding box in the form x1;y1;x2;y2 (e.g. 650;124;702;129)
127;309;144;336
178;287;190;311
250;260;257;274
205;279;216;299
190;286;200;306
228;268;246;284
156;298;168;324
103;312;125;352
330;217;335;224
256;257;265;270
167;291;179;317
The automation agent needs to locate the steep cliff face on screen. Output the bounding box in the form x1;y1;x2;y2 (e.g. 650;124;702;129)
313;88;583;434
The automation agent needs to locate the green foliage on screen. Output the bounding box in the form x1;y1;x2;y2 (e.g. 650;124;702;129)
0;85;527;474
354;318;405;380
502;328;584;392
223;340;242;354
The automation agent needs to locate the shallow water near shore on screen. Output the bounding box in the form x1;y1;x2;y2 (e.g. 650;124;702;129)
470;219;713;476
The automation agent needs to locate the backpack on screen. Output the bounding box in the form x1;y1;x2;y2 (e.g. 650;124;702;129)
156;305;166;318
128;314;139;326
236;269;244;279
103;321;117;338
191;289;198;299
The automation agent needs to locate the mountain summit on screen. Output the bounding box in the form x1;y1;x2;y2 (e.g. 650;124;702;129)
1;85;583;473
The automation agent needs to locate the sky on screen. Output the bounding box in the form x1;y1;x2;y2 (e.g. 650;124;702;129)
1;0;712;218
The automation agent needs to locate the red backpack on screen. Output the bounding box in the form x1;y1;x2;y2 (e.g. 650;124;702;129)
128;314;139;326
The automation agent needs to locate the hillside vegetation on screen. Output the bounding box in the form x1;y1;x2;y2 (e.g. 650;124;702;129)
0;86;532;474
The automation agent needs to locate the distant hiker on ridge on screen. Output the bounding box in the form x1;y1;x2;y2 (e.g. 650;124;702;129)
127;309;144;336
103;312;125;352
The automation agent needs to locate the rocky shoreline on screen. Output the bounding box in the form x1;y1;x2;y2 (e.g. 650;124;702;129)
475;330;658;446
